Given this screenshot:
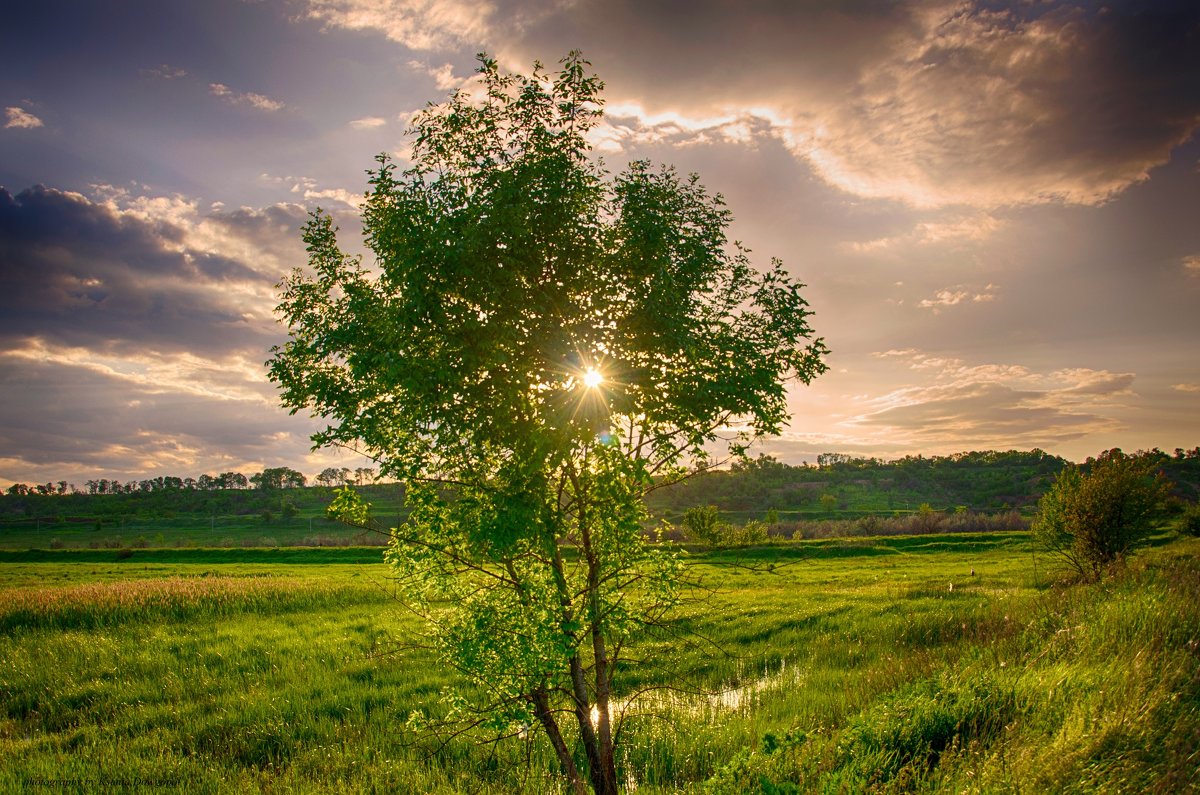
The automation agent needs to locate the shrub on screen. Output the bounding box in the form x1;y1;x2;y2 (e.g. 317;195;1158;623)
681;505;727;545
726;519;769;545
1181;502;1200;537
1032;449;1170;580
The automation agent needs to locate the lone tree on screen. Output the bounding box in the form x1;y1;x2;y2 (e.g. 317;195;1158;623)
1032;448;1169;580
269;52;827;795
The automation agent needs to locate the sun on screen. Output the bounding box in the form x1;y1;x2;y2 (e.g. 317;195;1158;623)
582;367;603;389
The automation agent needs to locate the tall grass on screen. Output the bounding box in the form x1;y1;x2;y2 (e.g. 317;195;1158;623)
0;534;1195;792
698;537;1200;794
0;575;384;632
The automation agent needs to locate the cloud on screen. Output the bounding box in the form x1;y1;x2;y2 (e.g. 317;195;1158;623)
349;116;387;130
260;174;365;209
0;185;300;358
1173;383;1200;393
848;213;1005;253
4;106;43;129
141;64;188;80
803;2;1200;207
0;186;368;484
582;105;782;154
209;82;285;112
919;283;998;311
305;0;498;51
0;351;312;477
406;60;466;91
1183;255;1200;274
847;351;1134;449
330;0;1200;208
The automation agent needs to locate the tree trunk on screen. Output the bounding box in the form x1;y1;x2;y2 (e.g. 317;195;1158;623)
547;523;607;793
576;471;620;795
532;687;588;795
587;566;619;795
569;653;606;791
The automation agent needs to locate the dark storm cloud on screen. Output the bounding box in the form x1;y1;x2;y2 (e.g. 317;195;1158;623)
0;185;279;356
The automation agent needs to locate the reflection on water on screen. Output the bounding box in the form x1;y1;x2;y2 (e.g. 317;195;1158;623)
608;658;803;720
598;660;805;791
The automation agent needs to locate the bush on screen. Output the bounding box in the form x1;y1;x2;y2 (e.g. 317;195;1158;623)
726;519;769;545
1181;503;1200;537
1032;449;1170;580
681;505;726;545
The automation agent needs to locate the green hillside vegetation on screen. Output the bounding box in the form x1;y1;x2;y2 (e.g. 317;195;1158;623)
0;482;408;550
3;448;1198;550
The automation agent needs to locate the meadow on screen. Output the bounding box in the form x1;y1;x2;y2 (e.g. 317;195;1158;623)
1;532;1197;793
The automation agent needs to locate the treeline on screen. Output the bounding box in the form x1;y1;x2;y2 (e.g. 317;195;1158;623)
646;447;1200;517
4;448;1198;525
5;465;380;498
4;466;309;497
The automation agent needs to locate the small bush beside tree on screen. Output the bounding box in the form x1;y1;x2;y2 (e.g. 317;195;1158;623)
1032;449;1170;580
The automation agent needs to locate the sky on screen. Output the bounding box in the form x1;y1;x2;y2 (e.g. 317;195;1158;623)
2;0;1199;488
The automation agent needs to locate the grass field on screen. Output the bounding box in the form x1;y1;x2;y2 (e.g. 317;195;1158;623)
1;532;1197;793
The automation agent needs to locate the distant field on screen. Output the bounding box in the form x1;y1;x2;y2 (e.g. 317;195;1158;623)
0;514;385;550
1;532;1196;792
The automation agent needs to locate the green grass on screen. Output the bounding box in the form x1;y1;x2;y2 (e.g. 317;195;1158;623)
1;533;1196;792
0;515;388;551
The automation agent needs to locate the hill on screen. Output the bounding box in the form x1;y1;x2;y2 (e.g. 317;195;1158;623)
3;448;1197;549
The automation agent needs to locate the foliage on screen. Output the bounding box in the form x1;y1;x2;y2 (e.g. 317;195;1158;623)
680;505;768;546
682;505;727;544
646;448;1076;516
1032;448;1170;579
1180;502;1200;537
267;52;826;794
250;466;306;490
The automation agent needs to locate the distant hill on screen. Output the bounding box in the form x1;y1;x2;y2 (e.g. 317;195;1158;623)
3;448;1197;548
646;449;1070;519
646;448;1200;520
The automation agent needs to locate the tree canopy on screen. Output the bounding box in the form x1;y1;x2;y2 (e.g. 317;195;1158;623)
268;52;827;794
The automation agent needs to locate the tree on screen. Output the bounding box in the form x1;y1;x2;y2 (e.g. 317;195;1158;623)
1032;449;1170;580
316;466;347;487
269;52;827;795
217;471;248;490
250;467;306;490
